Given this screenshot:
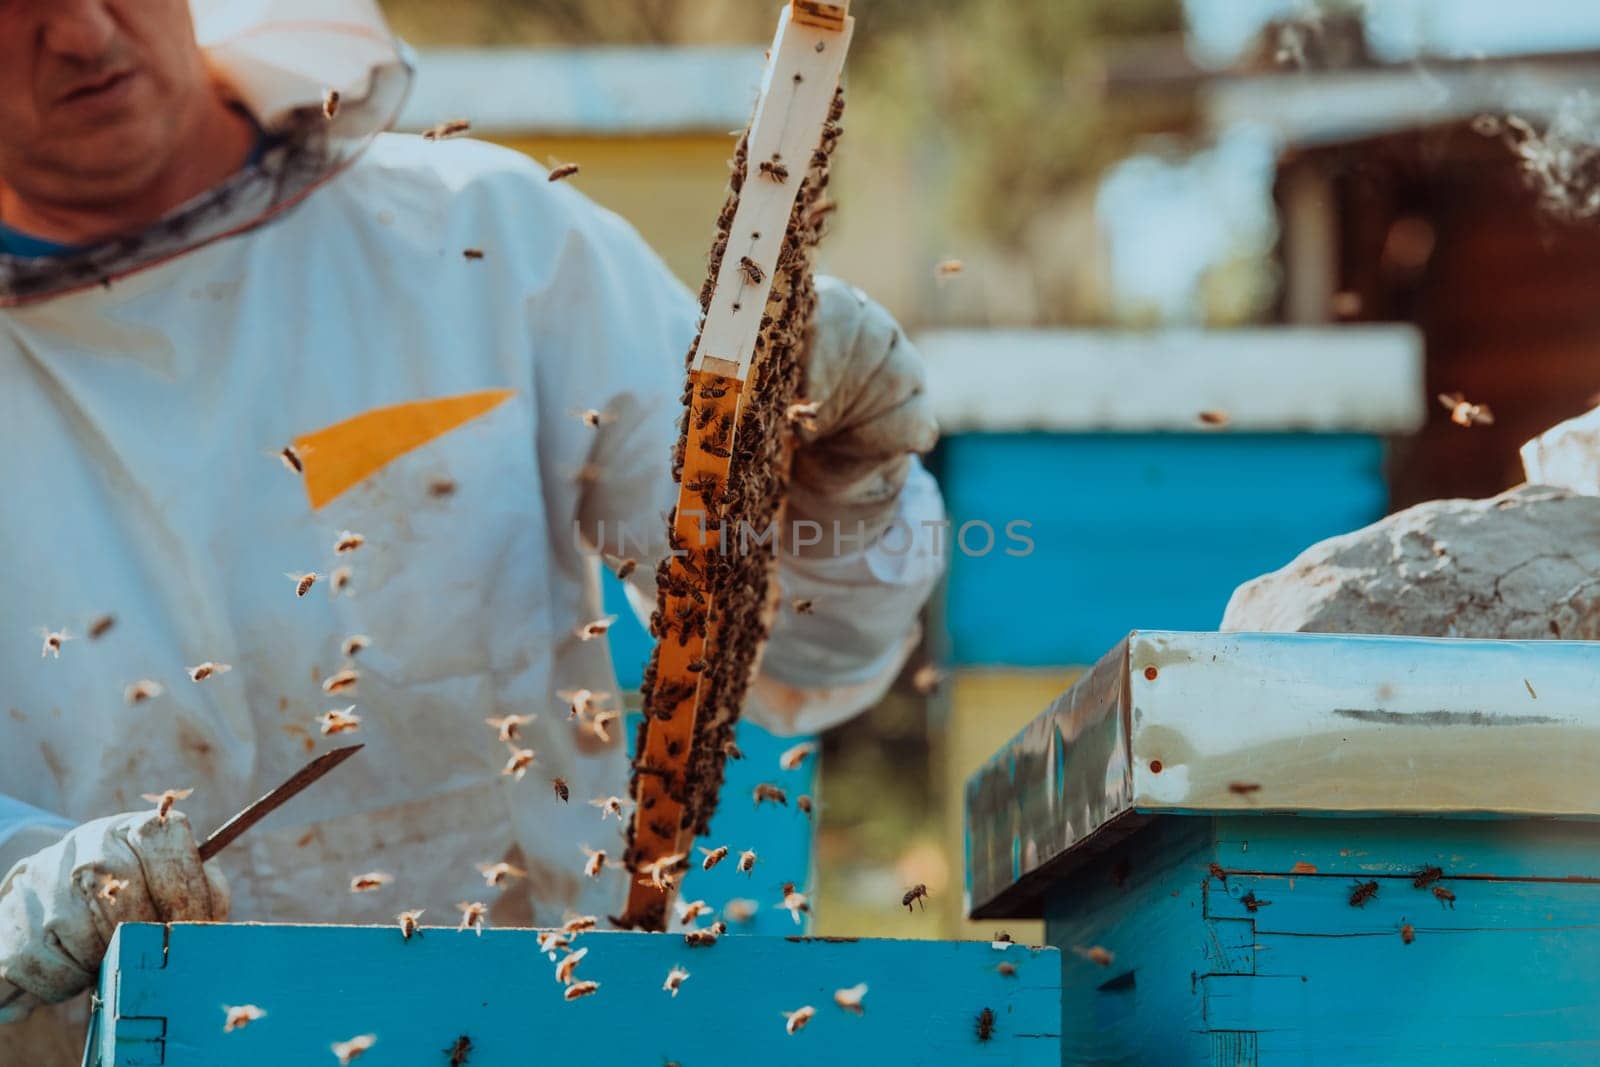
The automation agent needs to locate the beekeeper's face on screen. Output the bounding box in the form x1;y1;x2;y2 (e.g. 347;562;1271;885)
0;0;210;204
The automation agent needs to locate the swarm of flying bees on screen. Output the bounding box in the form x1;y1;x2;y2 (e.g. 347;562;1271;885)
1438;391;1494;427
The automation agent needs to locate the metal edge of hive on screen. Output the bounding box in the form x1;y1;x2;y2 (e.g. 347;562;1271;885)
964;635;1138;919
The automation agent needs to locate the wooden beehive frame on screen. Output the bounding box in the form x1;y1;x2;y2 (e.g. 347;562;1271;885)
618;1;853;931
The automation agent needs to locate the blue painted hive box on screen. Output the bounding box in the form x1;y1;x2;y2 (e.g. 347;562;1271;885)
87;923;1059;1065
965;631;1600;1065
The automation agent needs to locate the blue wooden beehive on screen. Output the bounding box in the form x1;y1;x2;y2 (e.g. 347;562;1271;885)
87;923;1059;1065
965;630;1600;1065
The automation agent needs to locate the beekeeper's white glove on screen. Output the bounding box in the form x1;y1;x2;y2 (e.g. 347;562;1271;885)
0;811;229;1022
787;276;939;555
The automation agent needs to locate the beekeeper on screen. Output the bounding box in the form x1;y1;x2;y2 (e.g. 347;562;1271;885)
0;1;944;1061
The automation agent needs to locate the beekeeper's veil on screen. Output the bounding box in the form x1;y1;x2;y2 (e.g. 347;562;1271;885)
0;0;412;306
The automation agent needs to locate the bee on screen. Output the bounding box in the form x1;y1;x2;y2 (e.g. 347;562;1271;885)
686;657;709;673
485;713;536;743
323;668;359;694
98;874;129;903
456;901;488;934
796;795;814;819
754;783;788;808
462;248;485;261
699;845;728;870
782;1005;815;1035
562;915;598;934
349;871;393;893
724;898;758;923
935;258;964;279
555;946;589;984
572;407;614;428
502;745;537;780
1401;922;1416;945
1197;410;1231;428
1241;891;1270;913
477;861;525;888
662;965;690;997
316;705;362;736
87;614;115;640
39;628;70;659
140;787;193;824
548;162;581;183
975;1007;996;1043
1227;781;1261;797
285;571;321;598
188;661;231;682
331;1033;377;1065
329;565;354;597
910;662;943;695
684;928;718;948
1072;945;1114;967
334;530;365;554
397;909;425;941
758;156;789;183
321;89;340;119
780;882;810;924
1208;862;1228;883
640;852;688;892
614;557;638;580
444;1035;472;1066
1412;865;1444;889
278;444;305;474
429;477;457;498
590;795;626;821
791;598;815;615
1349;880;1380;908
992;931;1014;949
709;920;728;936
833;982;868;1015
676;899;711;925
576;615;619;641
997;961;1017;977
738;256;765;286
1433;885;1456;909
581;846;609;878
423;118;472;141
341;634;371;659
222;1003;266;1033
902;883;929;912
779;742;816;771
539;930;572;958
590;708;620;744
737;848;757;875
1438;392;1494;427
563;980;600;1000
552;777;571;802
784;400;820;433
723;741;745;761
124;680;164;706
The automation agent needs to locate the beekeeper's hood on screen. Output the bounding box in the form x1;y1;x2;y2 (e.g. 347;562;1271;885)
0;0;412;307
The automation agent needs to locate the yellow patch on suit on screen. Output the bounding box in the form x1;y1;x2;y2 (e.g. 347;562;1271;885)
295;389;515;508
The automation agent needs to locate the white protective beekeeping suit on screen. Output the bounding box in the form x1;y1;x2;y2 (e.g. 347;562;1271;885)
0;3;944;1063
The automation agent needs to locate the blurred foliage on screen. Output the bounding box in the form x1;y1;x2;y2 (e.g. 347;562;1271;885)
847;0;1189;253
382;0;1191;276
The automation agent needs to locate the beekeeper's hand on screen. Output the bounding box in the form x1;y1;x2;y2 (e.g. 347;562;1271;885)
787;276;939;555
0;811;229;1021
